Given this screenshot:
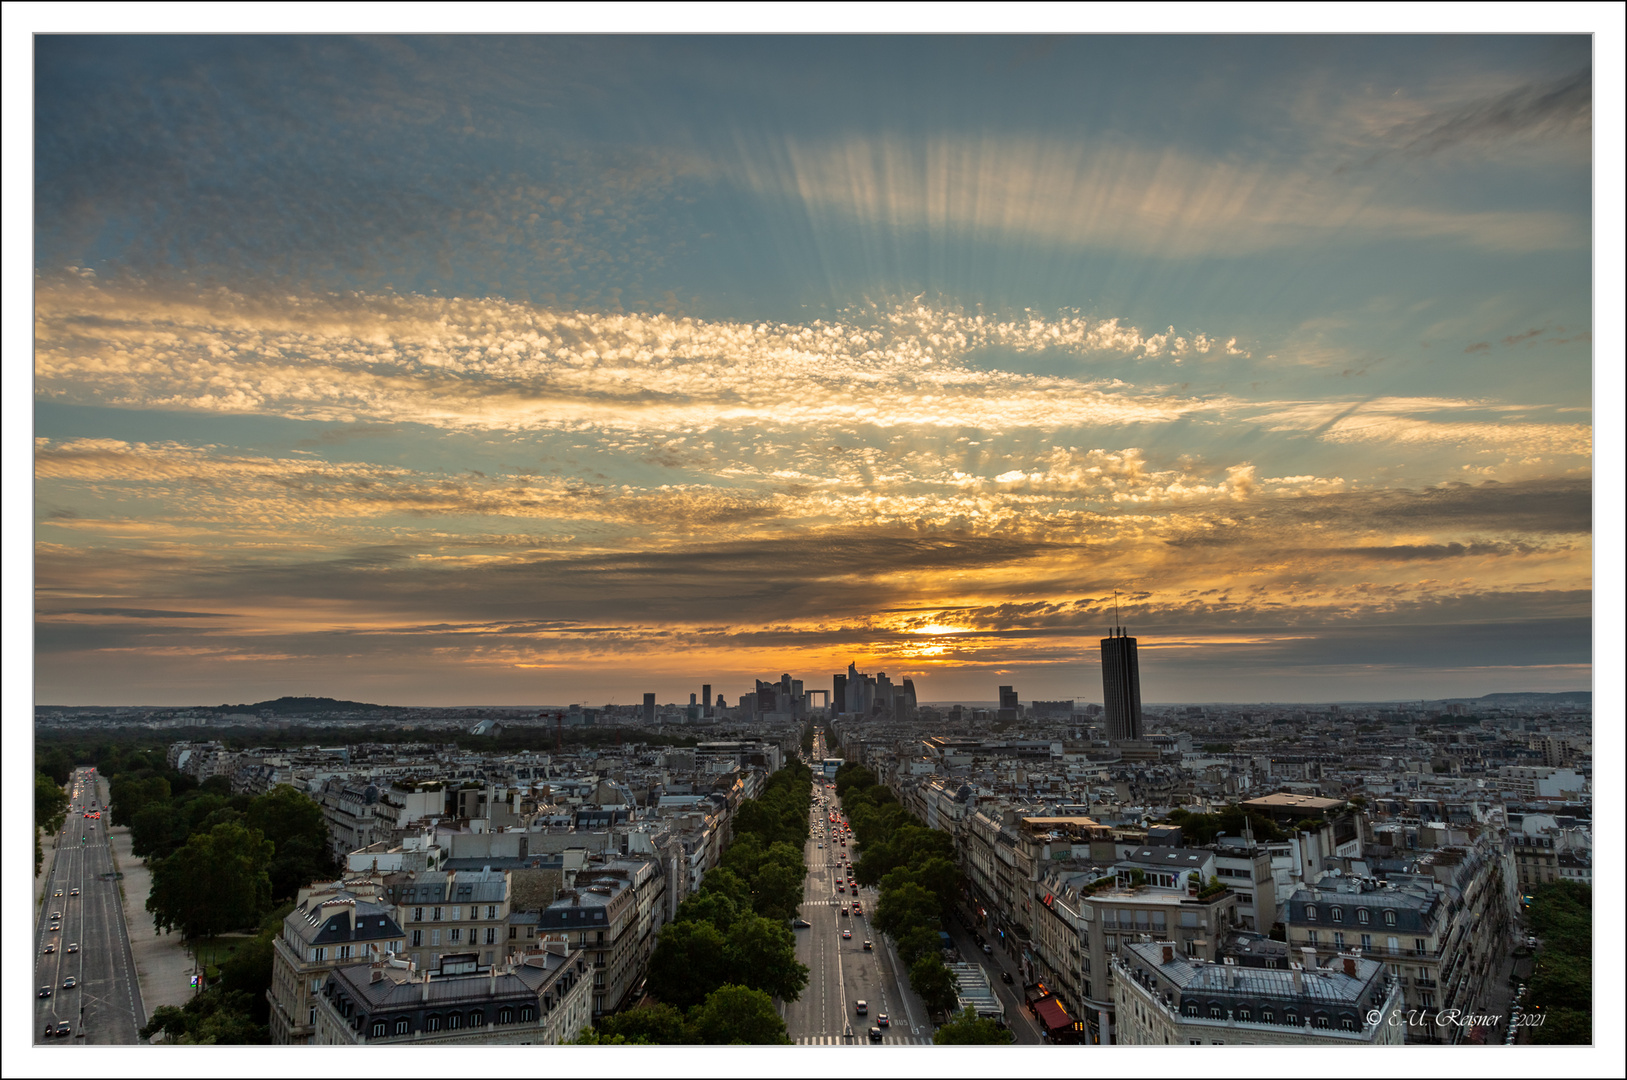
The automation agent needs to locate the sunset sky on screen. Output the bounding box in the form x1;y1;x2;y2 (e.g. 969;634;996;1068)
22;27;1616;706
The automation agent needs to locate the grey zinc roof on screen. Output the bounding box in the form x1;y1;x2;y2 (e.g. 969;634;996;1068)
1122;942;1382;1010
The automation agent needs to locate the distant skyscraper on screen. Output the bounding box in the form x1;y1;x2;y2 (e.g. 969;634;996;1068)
701;684;711;716
833;673;847;716
998;685;1019;709
1101;628;1143;741
642;692;656;725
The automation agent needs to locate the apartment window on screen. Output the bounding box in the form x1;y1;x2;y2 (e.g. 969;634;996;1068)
1304;905;1317;921
313;947;326;961
1333;932;1345;949
520;1006;536;1022
1313;1014;1330;1029
426;1015;441;1031
432;907;442;920
488;905;498;919
1342;1016;1357;1031
1383;910;1396;927
1184;1003;1199;1017
339;945;352;959
309;1007;316;1025
412;930;422;947
1209;1005;1223;1018
1236;1006;1251;1021
413;907;424;922
450;928;461;943
447;1012;461;1029
1414;938;1427;955
371;1020;387;1038
1285;1011;1298;1026
1105;934;1118;953
451;906;462;921
499;1006;515;1024
596;930;605;945
395;1017;410;1035
1357;908;1370;925
431;930;440;946
509;926;518;940
1260;1008;1274;1023
486;927;497;945
1307;930;1318;946
1330;907;1343;923
470;1010;485;1027
1360;933;1372;950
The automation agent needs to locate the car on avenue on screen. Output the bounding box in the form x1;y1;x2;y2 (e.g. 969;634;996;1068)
842;929;852;939
67;942;80;953
63;976;77;989
855;999;867;1014
863;940;873;951
39;986;52;998
868;1026;883;1042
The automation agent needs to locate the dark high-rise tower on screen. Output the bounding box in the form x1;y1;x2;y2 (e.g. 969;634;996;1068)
1101;627;1143;741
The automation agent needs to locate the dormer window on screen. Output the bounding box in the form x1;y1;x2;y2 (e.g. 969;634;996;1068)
1304;905;1317;921
1357;908;1370;925
1383;910;1397;926
1330;907;1343;923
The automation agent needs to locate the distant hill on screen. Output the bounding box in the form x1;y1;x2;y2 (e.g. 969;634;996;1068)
216;695;387;714
1470;691;1590;705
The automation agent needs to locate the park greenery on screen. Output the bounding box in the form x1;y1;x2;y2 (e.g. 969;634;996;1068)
835;762;963;1017
85;744;337;1043
36;771;70;874
579;759;816;1044
1524;880;1590;1045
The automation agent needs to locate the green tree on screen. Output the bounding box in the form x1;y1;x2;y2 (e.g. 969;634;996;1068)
895;924;943;966
729;915;809;1002
909;953;960;1015
598;1002;687;1044
687;984;791;1044
147;821;274;939
699;867;754;911
246;785;338;901
139;990;267;1044
874;881;941;939
673;889;745;933
1530;1008;1591;1046
36;772;70;835
646;918;734;1010
750;862;806;925
933;1008;1013;1044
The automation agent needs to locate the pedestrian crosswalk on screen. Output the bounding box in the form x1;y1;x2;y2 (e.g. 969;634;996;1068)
794;1035;933;1045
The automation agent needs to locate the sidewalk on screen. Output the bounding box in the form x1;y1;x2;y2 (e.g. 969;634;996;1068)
104;796;197;1028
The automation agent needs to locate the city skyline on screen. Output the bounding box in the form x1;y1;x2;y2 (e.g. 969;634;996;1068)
23;31;1611;706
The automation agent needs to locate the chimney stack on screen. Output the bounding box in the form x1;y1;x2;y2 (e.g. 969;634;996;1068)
1161;943;1174;964
1300;945;1319;970
1343;955;1357;977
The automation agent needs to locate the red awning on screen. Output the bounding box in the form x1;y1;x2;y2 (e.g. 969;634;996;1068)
1034;996;1071;1031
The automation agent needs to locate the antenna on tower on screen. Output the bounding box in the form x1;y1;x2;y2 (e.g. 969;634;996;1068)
1114;589;1121;634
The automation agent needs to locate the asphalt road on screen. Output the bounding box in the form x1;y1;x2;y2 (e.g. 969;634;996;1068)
35;769;146;1046
785;744;931;1047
